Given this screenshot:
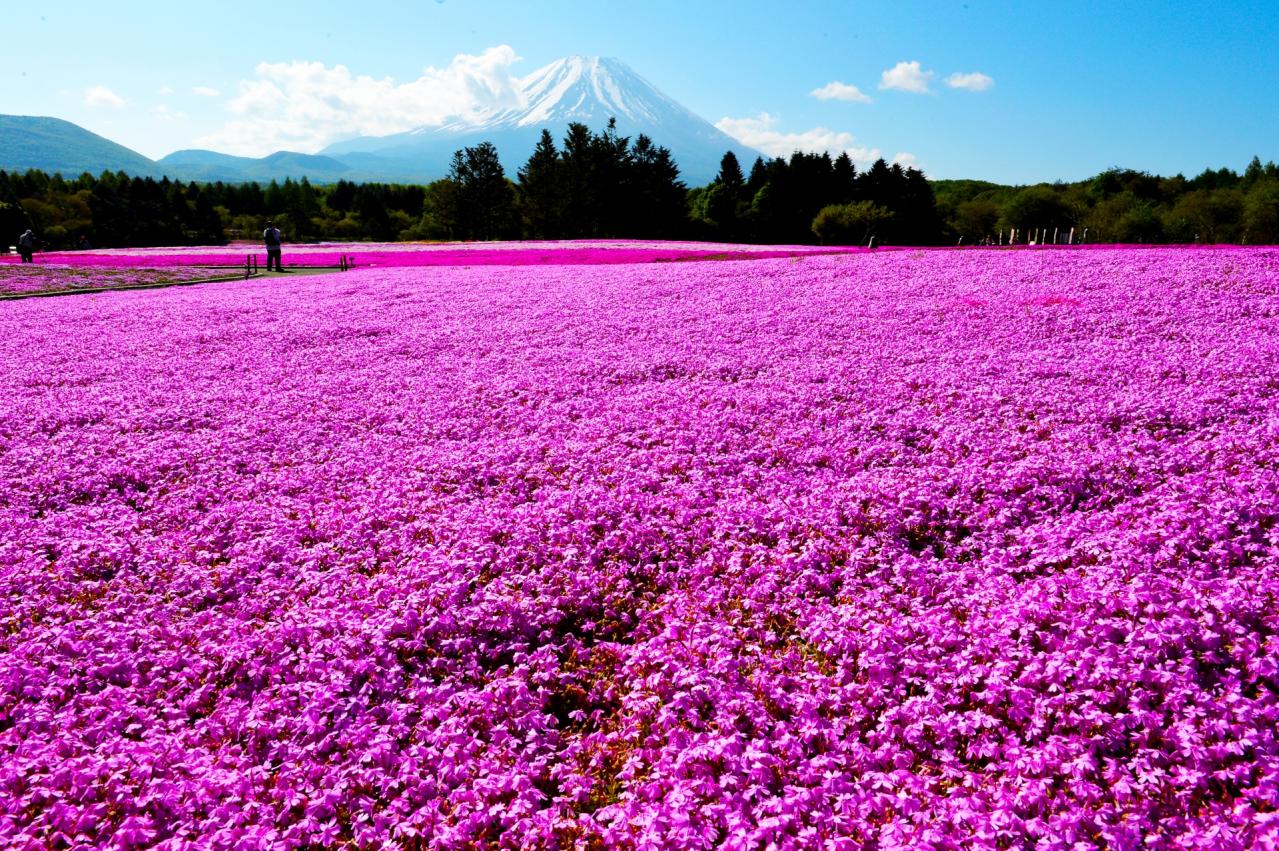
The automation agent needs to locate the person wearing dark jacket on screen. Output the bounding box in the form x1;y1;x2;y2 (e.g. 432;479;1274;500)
263;221;285;271
18;229;35;263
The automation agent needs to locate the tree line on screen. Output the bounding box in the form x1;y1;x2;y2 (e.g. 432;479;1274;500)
422;121;689;241
0;169;429;249
937;157;1279;245
2;124;1277;249
690;151;942;245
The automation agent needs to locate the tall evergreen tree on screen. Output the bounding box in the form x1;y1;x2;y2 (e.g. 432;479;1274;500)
517;130;565;238
628;134;688;238
448;142;517;240
702;151;747;240
559;122;597;236
590;118;632;236
832;153;857;203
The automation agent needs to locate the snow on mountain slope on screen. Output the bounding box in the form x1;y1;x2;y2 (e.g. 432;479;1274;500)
506;56;686;127
322;56;760;184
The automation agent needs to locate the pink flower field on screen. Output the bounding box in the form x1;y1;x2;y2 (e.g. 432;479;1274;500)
1;245;1278;848
0;265;229;297
14;240;845;270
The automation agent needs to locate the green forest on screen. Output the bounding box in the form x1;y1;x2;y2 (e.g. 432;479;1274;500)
934;157;1279;245
3;119;1278;250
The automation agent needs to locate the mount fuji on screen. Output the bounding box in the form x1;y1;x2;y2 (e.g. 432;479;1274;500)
320;56;763;185
0;58;762;186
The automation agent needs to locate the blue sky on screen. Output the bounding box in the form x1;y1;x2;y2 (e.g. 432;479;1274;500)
3;0;1276;183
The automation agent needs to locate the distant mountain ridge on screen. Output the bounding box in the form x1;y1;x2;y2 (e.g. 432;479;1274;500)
159;150;355;183
0;115;164;178
0;116;452;184
0;56;760;185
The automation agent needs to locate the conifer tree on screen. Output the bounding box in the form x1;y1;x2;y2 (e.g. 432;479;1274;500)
517;130;564;238
702;151;746;240
832;153;857;203
447;142;517;240
628;134;687;238
559;123;597;236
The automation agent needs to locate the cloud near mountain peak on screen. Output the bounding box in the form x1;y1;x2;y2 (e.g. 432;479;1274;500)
198;46;527;156
715;112;886;166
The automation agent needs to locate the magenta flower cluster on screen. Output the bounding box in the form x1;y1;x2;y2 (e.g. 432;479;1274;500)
0;264;211;296
18;240;842;270
1;246;1278;849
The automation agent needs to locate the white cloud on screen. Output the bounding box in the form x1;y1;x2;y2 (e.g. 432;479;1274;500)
196;45;526;156
945;71;994;91
715;113;881;166
152;105;188;123
810;81;872;103
159;85;175;95
193;86;221;97
891;152;919;168
84;85;125;108
879;61;934;94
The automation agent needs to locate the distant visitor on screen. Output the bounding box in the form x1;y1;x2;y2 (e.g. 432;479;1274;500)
263;221;285;272
17;229;36;263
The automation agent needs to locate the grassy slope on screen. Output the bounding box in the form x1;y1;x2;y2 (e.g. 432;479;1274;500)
0;115;163;178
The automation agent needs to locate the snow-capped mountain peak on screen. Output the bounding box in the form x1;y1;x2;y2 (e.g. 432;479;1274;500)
508;56;684;126
425;56;698;133
322;55;761;184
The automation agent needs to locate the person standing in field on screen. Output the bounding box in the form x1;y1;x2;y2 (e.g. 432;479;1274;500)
17;229;36;263
263;221;285;271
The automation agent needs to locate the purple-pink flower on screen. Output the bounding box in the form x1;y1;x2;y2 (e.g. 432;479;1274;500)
0;243;1277;848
